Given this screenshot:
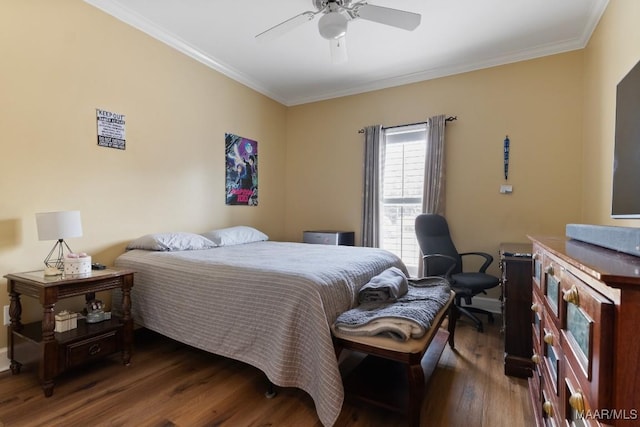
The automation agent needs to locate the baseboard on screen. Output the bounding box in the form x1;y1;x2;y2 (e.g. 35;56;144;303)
0;347;8;372
460;296;501;314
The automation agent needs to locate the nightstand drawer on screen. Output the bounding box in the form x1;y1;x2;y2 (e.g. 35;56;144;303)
65;331;119;368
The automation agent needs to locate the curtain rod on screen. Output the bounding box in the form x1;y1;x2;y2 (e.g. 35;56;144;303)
357;116;457;133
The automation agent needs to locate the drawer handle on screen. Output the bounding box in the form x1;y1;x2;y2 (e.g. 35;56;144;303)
542;400;554;417
563;285;580;306
531;354;540;364
543;332;554;346
88;344;102;356
569;392;586;413
531;303;540;313
545;265;554;275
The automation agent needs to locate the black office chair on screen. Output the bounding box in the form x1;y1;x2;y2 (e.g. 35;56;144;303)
415;214;500;332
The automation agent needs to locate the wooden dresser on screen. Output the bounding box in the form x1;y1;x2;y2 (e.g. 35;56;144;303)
528;236;640;426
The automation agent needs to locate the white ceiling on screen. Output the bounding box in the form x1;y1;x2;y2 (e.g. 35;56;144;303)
84;0;609;106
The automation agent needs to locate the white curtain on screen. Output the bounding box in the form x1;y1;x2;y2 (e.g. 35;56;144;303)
422;115;447;215
361;125;383;247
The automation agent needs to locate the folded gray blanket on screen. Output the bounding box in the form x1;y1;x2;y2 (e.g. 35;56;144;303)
358;266;409;303
335;277;451;341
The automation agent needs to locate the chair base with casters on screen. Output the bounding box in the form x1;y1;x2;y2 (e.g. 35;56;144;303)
453;290;494;332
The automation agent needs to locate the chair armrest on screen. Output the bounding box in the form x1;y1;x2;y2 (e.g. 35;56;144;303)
459;252;494;273
422;253;458;278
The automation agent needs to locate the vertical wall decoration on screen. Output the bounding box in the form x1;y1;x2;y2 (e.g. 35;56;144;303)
225;133;258;206
503;135;510;180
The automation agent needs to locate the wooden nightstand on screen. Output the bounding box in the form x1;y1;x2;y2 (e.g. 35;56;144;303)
4;268;134;397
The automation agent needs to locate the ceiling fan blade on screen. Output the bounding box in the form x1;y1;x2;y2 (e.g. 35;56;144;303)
355;4;421;31
255;11;317;43
330;36;348;64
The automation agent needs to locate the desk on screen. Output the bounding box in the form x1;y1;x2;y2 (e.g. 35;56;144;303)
5;268;134;396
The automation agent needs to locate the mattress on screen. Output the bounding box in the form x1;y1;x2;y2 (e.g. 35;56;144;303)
113;241;406;426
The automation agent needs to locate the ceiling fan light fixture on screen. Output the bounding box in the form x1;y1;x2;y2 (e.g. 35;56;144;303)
318;11;348;39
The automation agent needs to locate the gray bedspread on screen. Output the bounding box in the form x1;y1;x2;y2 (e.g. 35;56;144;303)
113;241;406;427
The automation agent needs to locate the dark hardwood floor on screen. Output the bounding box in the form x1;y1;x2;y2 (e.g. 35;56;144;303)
0;315;532;426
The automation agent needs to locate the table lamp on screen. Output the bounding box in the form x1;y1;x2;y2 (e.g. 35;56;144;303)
36;210;83;272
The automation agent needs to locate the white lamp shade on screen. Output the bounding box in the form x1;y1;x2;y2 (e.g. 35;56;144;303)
36;211;83;241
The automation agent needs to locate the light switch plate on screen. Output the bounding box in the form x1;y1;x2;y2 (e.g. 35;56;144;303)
500;184;513;194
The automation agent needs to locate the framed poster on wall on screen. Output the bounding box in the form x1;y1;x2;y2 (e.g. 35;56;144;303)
225;133;258;206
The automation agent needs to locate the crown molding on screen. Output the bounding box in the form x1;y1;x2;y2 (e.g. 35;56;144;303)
83;0;288;105
84;0;609;107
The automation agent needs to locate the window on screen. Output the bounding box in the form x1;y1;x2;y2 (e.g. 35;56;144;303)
380;124;427;276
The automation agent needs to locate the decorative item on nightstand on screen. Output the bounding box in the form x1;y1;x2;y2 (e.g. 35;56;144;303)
54;310;78;332
35;210;83;275
63;252;92;276
86;299;105;323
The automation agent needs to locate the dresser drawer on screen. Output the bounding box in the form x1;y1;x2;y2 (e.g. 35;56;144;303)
563;360;602;427
64;330;120;368
560;270;614;409
532;289;544;354
532;248;544;291
542;254;562;322
542;309;562;397
541;375;561;427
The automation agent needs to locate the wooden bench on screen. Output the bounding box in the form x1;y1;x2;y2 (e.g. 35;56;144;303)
332;291;457;427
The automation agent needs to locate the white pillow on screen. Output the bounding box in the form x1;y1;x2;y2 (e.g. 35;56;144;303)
127;232;217;251
201;226;268;246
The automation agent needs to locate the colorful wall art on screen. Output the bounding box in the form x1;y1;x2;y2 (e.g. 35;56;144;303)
225;133;258;206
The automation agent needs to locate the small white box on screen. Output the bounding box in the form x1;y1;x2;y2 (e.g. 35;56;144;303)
64;256;92;275
55;311;78;332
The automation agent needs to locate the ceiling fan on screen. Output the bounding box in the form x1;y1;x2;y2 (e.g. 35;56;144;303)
255;0;421;63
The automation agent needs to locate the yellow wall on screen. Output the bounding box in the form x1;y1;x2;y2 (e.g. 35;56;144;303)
0;2;287;346
582;0;640;227
285;52;586;263
2;1;639;353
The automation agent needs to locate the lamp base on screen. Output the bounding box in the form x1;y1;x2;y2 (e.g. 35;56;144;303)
44;239;73;271
44;266;62;276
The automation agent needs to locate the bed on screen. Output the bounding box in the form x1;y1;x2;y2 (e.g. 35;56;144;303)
113;231;406;427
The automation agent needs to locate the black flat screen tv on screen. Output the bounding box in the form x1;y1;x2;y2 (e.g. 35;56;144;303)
612;58;640;218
